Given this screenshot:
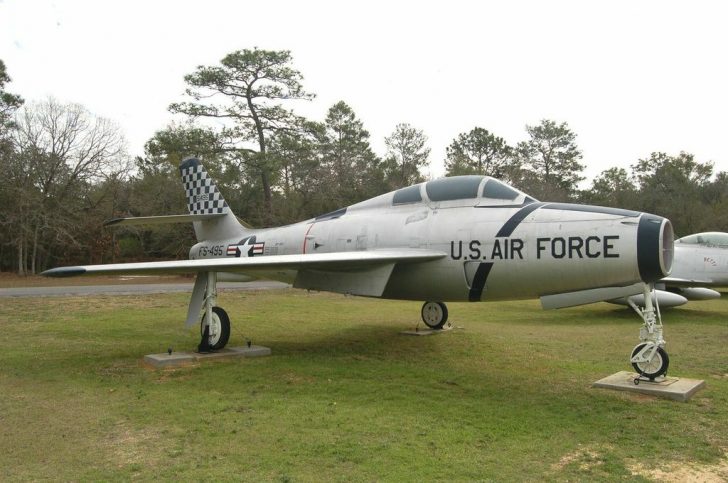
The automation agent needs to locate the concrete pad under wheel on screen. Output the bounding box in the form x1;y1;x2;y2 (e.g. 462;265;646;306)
400;325;456;336
593;371;706;402
144;345;271;368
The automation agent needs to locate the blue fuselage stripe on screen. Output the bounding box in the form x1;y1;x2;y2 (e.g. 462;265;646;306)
495;202;546;238
469;203;546;301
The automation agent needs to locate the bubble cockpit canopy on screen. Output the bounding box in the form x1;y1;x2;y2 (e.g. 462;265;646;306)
392;176;535;207
676;232;728;248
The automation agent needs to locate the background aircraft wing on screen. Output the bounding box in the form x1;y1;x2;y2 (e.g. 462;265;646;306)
661;276;717;287
42;249;446;277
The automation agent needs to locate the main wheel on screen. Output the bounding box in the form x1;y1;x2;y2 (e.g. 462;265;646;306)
631;343;669;380
421;301;448;330
201;306;231;351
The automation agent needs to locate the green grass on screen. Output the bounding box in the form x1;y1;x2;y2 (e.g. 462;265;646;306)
1;289;727;481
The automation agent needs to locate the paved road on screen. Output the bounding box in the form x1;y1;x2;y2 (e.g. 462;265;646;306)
0;281;290;298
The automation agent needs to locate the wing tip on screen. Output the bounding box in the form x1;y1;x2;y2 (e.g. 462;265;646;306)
103;218;124;227
41;267;87;278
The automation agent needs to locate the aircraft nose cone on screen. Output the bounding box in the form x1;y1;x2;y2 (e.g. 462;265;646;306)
637;214;674;282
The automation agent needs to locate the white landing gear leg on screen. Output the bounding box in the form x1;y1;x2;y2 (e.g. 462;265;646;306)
198;272;230;352
628;283;669;383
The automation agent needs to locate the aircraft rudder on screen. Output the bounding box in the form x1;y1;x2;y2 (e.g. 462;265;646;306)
179;157;247;241
179;157;231;216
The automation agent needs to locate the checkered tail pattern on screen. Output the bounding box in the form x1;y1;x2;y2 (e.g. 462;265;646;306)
179;158;229;215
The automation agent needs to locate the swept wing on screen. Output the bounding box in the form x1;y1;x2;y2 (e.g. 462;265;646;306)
42;249;445;277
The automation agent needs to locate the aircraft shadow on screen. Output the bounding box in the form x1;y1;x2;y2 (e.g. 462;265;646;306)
251;323;451;362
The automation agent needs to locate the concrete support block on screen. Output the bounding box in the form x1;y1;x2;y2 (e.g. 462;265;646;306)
593;371;706;402
144;345;271;368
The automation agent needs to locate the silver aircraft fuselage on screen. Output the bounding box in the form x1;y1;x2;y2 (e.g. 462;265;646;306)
190;177;673;302
671;240;728;286
653;232;728;302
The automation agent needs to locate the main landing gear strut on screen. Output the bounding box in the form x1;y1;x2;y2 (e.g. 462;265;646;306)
628;283;669;382
197;272;230;353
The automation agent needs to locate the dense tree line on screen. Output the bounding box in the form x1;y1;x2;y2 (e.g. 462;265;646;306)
1;51;728;274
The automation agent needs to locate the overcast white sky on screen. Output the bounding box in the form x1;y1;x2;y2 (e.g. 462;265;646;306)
1;0;727;183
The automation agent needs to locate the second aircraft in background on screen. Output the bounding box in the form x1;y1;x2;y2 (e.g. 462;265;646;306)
611;232;728;308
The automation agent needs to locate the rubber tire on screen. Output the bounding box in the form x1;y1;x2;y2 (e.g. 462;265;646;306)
200;306;231;350
421;301;448;330
631;343;669;380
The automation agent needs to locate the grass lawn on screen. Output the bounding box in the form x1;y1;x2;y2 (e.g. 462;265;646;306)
1;288;727;481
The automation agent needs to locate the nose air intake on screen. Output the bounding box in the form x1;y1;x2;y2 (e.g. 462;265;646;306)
637;214;674;282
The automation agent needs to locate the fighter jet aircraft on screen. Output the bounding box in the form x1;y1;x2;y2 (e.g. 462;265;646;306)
662;232;728;299
44;158;675;380
608;232;728;308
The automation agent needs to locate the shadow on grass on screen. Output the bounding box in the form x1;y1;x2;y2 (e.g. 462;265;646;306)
257;322;446;362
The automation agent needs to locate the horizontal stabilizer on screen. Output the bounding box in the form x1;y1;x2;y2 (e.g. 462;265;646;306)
540;283;644;310
104;213;226;227
42;249;446;278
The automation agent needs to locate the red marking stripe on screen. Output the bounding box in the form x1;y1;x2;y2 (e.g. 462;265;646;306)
302;223;315;254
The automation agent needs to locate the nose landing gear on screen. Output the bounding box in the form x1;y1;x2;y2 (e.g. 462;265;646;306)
628;283;669;382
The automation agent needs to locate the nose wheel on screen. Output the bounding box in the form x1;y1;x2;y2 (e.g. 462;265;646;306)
421;301;448;330
631;343;669;380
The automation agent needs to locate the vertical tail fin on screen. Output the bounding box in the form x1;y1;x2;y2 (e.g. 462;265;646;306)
179;157;248;241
